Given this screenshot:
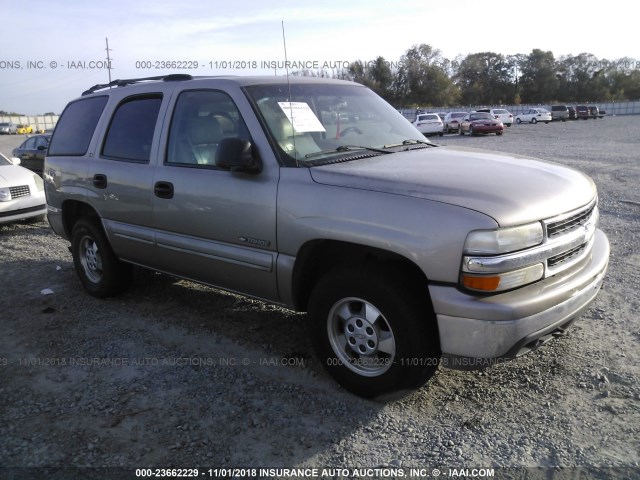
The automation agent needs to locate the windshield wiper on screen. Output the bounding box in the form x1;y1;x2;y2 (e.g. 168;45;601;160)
304;145;392;159
382;139;435;148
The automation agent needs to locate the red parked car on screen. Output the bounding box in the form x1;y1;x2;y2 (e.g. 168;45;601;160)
458;112;504;136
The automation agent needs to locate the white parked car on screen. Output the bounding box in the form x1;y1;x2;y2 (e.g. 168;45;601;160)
0;152;47;224
412;113;444;136
515;108;552;124
476;108;514;127
442;112;467;133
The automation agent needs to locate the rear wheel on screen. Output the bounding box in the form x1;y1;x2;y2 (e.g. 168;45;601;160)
516;118;522;124
71;218;132;298
308;263;440;398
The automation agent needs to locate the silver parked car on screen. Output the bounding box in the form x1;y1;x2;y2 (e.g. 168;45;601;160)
442;111;467;133
44;75;609;398
0;122;18;135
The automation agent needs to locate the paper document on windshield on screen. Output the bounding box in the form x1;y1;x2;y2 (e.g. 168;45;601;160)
278;102;326;133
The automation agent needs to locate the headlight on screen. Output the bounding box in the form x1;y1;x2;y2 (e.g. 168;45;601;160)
33;174;44;191
0;187;11;201
464;222;543;255
461;222;545;292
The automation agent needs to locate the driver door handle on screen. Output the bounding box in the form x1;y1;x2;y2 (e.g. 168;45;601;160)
154;181;174;199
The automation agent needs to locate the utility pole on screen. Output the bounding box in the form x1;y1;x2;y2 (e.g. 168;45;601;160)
105;37;113;84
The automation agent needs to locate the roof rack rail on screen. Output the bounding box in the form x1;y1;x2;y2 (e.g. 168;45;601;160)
81;74;193;96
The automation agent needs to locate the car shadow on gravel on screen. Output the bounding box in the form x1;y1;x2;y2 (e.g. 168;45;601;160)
1;257;397;469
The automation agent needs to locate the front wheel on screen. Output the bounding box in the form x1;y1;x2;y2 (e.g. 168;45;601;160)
516;118;522;124
458;126;464;135
308;264;440;398
71;218;132;298
531;118;538;124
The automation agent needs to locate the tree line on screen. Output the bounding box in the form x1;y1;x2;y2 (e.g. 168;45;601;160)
294;44;640;107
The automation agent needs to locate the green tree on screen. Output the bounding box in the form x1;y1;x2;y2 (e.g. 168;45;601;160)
519;49;558;103
454;52;515;105
394;44;457;106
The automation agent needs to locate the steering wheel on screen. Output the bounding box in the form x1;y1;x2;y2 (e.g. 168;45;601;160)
339;126;363;136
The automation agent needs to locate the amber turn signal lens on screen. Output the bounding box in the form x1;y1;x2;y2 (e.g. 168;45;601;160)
461;275;501;291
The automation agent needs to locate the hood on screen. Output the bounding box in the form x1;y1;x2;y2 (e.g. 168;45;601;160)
471;118;500;125
309;146;596;227
0;165;34;185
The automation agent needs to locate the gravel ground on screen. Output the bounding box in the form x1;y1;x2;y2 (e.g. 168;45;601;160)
0;116;639;479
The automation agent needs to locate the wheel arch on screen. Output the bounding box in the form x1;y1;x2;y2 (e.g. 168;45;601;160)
60;199;101;239
291;239;433;313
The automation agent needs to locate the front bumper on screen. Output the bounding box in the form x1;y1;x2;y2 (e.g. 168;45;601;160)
474;126;503;133
429;228;609;365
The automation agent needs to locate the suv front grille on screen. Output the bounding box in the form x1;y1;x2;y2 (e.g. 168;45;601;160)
548;243;587;268
546;204;595;237
9;185;30;199
543;200;598;276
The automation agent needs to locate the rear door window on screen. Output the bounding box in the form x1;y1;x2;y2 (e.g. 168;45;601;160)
102;95;163;163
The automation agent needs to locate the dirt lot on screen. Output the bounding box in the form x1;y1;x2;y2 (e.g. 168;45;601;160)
1;116;639;479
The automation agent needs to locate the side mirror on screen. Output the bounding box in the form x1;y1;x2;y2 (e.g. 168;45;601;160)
11;157;21;165
215;138;261;173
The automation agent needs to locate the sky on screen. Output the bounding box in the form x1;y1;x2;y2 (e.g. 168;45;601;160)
0;0;636;114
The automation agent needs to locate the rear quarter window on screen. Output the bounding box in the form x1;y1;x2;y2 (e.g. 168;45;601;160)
48;96;108;156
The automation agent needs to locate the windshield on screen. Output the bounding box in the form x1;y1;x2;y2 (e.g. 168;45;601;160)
470;112;493;121
0;153;12;166
244;83;428;164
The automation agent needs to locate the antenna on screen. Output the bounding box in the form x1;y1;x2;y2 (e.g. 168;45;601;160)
105;37;113;85
281;21;298;166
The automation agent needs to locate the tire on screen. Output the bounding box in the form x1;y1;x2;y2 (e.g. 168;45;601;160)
71;218;132;298
469;126;475;136
506;123;511;127
545;121;549;124
308;263;440;398
438;132;443;137
516;118;522;124
531;118;537;124
458;126;464;135
496;131;503;136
